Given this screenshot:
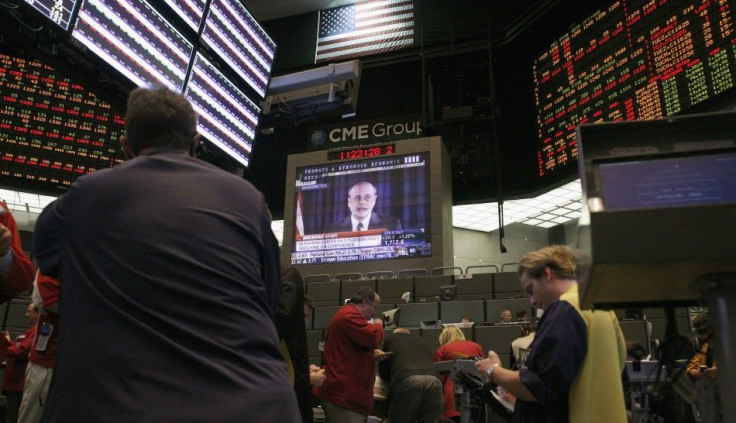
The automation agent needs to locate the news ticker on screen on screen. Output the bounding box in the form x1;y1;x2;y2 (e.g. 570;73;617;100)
291;230;431;265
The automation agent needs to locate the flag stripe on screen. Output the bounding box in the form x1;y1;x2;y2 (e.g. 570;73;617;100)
318;24;414;47
316;0;414;63
318;33;414;56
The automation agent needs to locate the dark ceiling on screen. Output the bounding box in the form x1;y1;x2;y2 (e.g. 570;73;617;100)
0;0;586;219
243;0;581;219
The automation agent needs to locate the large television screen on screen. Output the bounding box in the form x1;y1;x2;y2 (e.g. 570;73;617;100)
71;0;194;91
282;137;453;275
201;0;277;97
292;151;431;265
0;52;125;195
184;53;261;168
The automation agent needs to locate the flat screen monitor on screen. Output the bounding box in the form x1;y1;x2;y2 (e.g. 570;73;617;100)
292;151;431;265
21;0;78;30
440;285;457;301
201;0;276;98
281;136;453;276
0;53;125;195
71;0;193;91
161;0;207;31
184;53;260;168
575;111;736;308
597;152;736;211
382;307;400;329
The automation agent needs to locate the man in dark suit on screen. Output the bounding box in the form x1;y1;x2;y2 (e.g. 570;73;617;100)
324;181;402;233
32;87;300;422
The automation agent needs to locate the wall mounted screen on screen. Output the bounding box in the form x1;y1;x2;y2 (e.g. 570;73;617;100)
71;0;193;91
201;0;277;97
161;0;207;31
534;0;736;177
184;53;260;168
291;152;432;265
0;53;125;195
21;0;78;30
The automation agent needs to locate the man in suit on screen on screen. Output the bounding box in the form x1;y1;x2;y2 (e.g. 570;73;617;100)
324;181;402;233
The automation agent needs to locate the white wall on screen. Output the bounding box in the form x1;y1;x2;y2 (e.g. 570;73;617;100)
452;220;580;272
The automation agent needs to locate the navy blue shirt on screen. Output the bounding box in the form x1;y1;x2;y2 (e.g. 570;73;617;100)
34;151;299;422
514;299;587;423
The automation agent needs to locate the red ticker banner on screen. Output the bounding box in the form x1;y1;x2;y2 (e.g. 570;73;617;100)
535;0;736;176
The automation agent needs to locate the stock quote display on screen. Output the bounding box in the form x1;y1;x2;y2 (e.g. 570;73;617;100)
535;0;736;176
0;54;125;194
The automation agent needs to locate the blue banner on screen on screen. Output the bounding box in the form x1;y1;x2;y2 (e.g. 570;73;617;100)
291;152;431;265
315;0;414;64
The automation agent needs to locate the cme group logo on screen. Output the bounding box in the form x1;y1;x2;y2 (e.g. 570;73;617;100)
310;130;327;146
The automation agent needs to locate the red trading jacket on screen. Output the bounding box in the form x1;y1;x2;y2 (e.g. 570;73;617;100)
0;201;35;301
2;326;36;392
434;340;485;419
318;304;384;416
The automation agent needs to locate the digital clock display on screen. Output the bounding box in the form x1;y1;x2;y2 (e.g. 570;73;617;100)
327;144;395;161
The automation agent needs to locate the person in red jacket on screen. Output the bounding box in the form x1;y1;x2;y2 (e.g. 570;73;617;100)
434;326;485;421
318;287;384;423
0;201;35;301
2;302;38;423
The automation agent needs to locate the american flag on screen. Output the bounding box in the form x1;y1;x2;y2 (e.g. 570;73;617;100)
315;0;414;63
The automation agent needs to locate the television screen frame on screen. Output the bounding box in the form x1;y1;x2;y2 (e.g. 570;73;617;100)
576;111;736;308
281;136;453;276
292;150;431;265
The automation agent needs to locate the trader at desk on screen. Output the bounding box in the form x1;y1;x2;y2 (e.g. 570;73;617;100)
324;181;402;233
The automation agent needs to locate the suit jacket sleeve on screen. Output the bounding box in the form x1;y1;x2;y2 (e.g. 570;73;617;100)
260;199;282;316
32;196;68;280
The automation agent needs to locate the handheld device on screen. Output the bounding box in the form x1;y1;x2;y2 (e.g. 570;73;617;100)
36;322;54;352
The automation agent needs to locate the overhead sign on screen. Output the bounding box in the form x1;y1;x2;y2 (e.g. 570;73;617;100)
308;115;422;151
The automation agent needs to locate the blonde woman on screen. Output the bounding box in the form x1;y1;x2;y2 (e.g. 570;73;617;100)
434;326;484;422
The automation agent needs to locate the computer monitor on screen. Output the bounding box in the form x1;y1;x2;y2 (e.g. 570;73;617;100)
440;285;457;301
382;308;400;330
576;111;736;308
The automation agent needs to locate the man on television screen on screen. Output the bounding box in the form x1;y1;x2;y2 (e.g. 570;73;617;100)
324;181;402;233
